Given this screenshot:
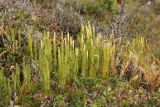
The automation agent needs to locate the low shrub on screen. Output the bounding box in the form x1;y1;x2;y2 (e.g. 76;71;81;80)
70;0;118;15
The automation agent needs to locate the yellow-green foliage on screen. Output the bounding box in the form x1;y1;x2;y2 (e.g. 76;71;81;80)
13;64;20;91
0;69;10;105
1;24;154;96
39;32;52;94
25;24;152;88
126;36;149;63
28;24;117;87
22;58;32;89
1;24;159;106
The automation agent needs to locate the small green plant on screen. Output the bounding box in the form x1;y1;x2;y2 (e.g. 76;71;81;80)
39;32;52;94
0;69;10;106
22;58;32;89
13;64;21;93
